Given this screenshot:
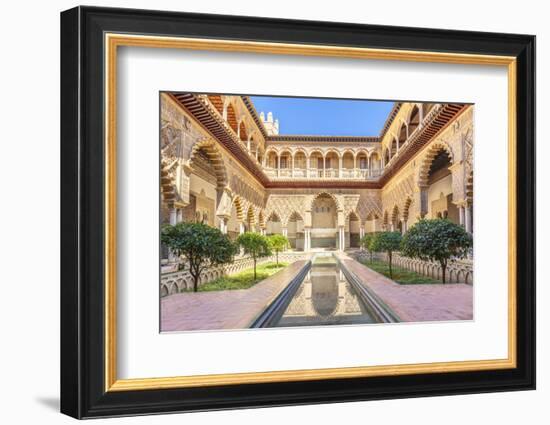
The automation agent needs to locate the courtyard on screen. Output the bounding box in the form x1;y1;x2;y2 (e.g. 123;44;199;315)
160;93;474;331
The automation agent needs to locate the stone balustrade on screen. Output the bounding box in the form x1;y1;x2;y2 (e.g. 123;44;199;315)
354;251;473;284
263;167;383;180
161;251;312;297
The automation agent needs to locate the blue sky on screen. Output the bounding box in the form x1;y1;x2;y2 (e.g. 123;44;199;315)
250;96;395;136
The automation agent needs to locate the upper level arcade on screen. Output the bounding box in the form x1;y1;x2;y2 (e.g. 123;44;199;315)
263;137;383;180
168;93;465;187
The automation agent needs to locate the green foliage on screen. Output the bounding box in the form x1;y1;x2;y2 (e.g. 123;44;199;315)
236;232;272;280
267;234;289;266
369;231;403;279
197;262;288;291
371;231;403;253
360;232;378;261
161;222;237;292
361;259;441;284
401;218;472;283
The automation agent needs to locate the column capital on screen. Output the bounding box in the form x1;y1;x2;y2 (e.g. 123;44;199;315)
453;198;468;208
448;161;463;172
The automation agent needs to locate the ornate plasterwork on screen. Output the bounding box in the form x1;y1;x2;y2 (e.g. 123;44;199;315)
417;141;455;187
160;92;474;234
265;195;307;227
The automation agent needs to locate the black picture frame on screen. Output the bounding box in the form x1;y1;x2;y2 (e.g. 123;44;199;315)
60;5;535;419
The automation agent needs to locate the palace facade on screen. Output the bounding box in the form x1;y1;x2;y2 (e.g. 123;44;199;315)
160;93;474;255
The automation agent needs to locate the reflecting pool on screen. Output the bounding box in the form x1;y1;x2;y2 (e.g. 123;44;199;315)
273;255;375;327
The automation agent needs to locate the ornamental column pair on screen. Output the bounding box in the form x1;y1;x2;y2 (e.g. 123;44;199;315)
338;226;345;251
456;200;473;234
303;227;312;251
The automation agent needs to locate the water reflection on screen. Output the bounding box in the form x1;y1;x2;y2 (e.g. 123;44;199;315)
274;256;374;327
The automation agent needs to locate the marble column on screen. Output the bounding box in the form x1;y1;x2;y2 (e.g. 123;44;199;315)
415;186;429;219
282;227;288;238
239;222;245;235
465;205;473;234
339;226;345;251
459;206;465;227
368;156;371;177
169;208;177;225
176;208;183;224
219;218;227;234
168;208;178;262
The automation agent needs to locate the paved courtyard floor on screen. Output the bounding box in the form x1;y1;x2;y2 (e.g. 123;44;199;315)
337;253;473;322
161;260;309;332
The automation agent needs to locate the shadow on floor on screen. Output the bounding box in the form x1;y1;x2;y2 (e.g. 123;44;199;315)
35;396;59;412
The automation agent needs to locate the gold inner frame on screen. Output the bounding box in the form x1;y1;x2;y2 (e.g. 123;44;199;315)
104;33;517;392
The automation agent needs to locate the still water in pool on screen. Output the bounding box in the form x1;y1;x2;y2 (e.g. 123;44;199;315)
274;256;375;327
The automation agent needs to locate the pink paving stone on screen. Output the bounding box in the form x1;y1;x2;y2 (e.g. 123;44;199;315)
161;260;310;332
336;253;473;322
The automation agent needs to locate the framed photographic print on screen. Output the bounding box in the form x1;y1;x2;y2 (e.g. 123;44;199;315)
60;6;536;419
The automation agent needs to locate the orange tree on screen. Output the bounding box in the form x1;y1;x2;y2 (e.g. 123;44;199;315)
401;218;472;283
237;232;272;280
370;231;402;279
161;222;237;292
360;232;378;262
267;234;288;266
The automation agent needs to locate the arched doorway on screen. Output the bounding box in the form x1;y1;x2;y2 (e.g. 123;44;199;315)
226;103;238;133
226;197;243;240
370;151;382;177
384;148;391;167
182;142;227;226
408;105;420;135
258;210;266;232
245;205;256;232
293;151;307;178
287;212;304;250
266;212;282;235
324;151;340;178
347;212;361;248
311;194;338;249
279;150;292;177
391;205;401;233
391;136;398;158
425;148;459;224
356;151;368;178
342;150;354;177
239;121;248;142
402;198;412;233
309;151;324;177
266;150;278;170
398;123;407;150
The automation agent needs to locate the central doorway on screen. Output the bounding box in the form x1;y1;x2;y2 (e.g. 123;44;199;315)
311;194;337;249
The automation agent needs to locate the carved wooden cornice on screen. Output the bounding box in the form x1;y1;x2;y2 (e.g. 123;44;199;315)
169;93;467;191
